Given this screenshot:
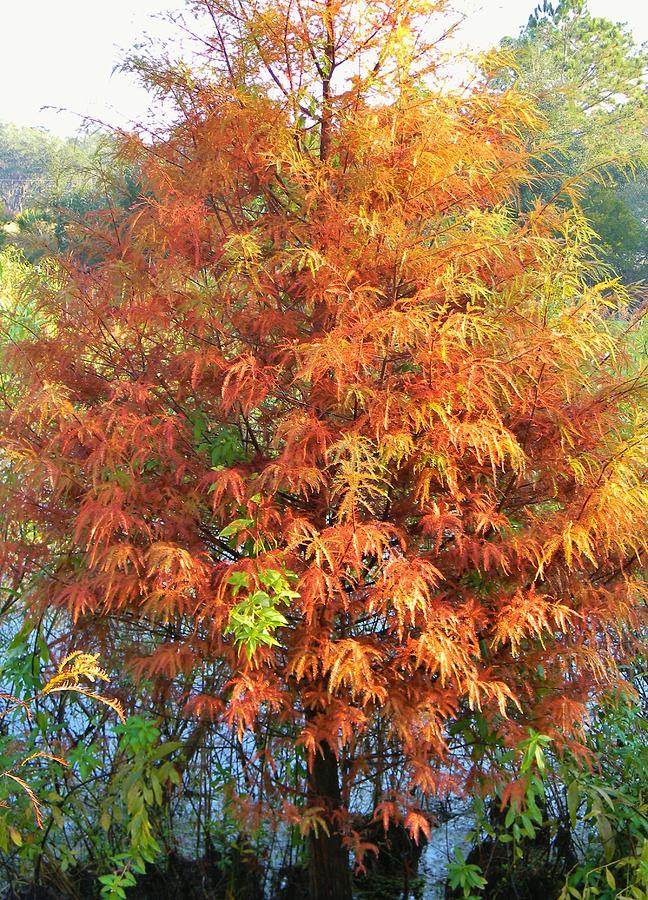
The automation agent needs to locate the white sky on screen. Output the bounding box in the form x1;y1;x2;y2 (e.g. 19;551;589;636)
1;0;647;136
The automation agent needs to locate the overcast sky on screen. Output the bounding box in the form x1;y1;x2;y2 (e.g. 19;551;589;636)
1;0;647;136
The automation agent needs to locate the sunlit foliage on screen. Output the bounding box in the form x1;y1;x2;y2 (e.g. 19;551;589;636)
0;0;646;895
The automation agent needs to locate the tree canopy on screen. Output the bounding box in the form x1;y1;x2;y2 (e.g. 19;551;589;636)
497;0;648;284
0;1;647;896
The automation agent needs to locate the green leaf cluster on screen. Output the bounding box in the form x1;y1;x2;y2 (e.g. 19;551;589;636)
226;568;299;660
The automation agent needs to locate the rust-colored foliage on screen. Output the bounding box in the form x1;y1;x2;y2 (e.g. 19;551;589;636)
1;0;646;888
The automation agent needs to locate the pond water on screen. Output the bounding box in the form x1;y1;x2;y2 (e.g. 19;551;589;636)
420;807;476;898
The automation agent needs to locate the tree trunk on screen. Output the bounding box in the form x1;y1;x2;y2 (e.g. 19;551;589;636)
319;0;335;163
307;739;353;900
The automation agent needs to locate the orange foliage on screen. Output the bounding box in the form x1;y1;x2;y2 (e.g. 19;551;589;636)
0;0;646;871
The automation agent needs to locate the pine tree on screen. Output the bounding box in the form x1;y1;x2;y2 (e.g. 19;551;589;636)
1;1;646;892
